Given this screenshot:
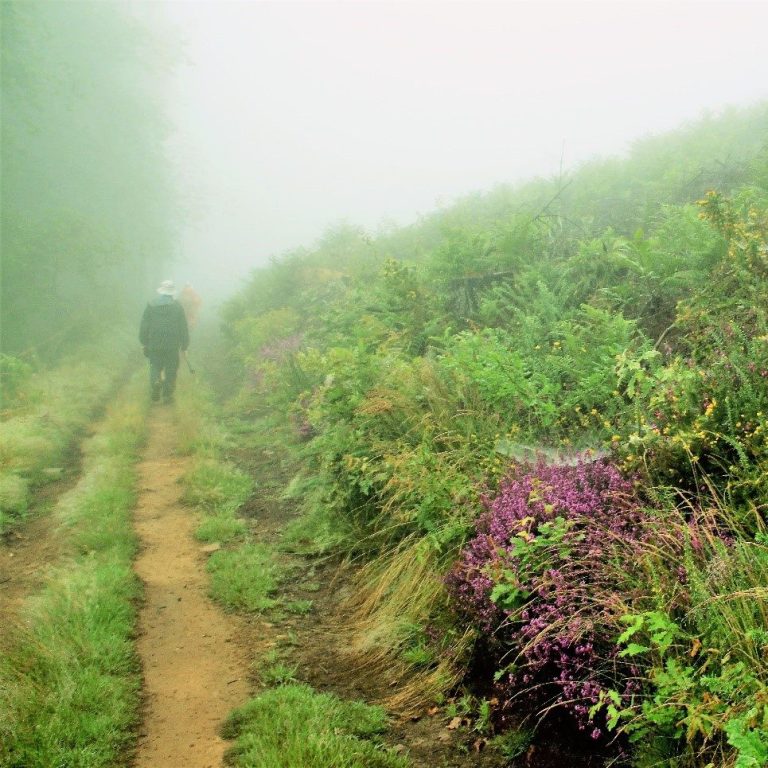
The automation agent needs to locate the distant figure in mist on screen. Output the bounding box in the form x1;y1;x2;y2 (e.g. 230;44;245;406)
139;280;189;404
179;283;202;330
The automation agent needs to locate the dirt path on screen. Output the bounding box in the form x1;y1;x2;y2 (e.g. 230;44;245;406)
133;407;250;768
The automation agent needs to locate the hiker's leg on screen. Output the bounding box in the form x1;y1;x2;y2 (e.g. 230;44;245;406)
148;353;163;401
162;351;180;402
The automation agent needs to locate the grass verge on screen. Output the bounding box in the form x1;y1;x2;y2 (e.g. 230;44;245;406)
0;346;132;530
182;457;252;543
178;380;252;547
207;542;285;612
0;374;147;768
222;683;410;768
177;381;286;611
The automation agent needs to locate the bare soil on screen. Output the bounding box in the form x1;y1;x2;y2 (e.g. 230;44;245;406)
132;406;251;768
0;514;63;626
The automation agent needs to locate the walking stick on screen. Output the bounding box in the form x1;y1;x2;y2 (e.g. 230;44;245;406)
182;350;195;375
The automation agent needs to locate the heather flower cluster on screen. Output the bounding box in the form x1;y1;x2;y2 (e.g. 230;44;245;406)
447;459;648;741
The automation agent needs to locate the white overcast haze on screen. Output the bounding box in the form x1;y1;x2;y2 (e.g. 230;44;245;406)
155;0;768;301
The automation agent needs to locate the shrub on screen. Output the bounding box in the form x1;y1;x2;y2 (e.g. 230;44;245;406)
609;501;768;767
447;459;648;742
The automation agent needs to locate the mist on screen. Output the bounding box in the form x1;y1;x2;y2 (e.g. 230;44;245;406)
3;4;768;761
158;0;768;303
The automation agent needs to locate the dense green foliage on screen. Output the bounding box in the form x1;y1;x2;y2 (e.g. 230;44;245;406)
1;1;176;358
221;104;768;766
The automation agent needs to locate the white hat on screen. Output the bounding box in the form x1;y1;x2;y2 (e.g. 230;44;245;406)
157;280;175;296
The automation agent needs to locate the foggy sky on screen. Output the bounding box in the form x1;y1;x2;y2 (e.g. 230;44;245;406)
157;0;768;301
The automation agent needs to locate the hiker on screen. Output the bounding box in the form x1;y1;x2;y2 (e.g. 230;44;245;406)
139;280;189;403
178;283;202;330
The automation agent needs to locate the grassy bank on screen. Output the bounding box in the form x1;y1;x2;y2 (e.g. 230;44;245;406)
0;374;148;768
213;112;768;764
0;346;134;531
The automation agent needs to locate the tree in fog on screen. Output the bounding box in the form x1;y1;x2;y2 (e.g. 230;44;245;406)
1;1;177;358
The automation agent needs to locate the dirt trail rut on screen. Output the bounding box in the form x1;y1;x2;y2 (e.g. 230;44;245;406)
133;407;250;768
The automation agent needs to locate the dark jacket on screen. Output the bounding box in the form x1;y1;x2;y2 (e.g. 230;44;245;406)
139;295;189;352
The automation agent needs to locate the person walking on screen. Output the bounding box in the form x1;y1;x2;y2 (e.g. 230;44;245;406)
139;280;189;404
178;283;202;330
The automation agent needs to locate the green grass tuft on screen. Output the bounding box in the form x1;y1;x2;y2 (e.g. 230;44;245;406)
0;471;29;521
207;543;284;612
280;503;350;556
284;599;314;615
259;649;299;687
195;513;247;544
183;458;253;515
222;683;410;768
182;454;253;543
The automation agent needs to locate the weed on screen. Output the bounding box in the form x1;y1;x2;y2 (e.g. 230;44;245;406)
490;728;534;760
284;599;314;615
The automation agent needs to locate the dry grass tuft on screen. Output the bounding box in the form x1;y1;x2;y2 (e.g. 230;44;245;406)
334;535;467;715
